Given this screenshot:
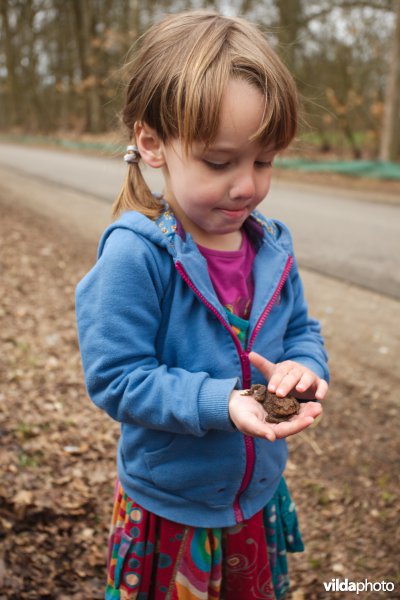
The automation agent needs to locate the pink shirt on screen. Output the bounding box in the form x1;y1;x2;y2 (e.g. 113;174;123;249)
197;231;256;319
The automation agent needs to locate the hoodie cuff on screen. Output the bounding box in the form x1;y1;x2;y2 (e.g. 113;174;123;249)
198;377;239;432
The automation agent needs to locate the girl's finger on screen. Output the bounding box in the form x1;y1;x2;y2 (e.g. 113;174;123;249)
267;367;292;393
271;402;322;438
295;371;314;394
299;401;323;419
248;352;276;380
315;379;329;401
239;413;276;441
272;367;301;396
273;415;315;438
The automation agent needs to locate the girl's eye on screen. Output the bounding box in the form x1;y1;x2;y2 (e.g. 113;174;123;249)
203;159;273;170
204;160;229;170
256;160;273;168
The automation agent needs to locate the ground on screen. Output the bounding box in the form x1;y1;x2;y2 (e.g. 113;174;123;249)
0;185;399;599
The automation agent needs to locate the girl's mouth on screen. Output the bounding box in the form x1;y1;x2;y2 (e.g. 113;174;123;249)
219;207;248;219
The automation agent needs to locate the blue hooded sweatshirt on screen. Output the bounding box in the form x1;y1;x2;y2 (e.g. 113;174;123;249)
75;207;329;528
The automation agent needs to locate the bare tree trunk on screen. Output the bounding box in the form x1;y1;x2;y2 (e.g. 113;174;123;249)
0;0;19;126
71;0;102;133
24;0;49;131
71;0;91;131
129;0;140;38
52;0;76;130
380;0;400;161
275;0;304;71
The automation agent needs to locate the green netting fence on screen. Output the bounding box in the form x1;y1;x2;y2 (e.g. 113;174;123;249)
0;134;120;153
275;158;400;180
1;134;400;180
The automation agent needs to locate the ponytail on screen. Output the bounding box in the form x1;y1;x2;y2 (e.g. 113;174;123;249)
112;162;164;219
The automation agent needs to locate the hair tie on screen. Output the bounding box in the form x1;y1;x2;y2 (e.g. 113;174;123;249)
124;145;141;164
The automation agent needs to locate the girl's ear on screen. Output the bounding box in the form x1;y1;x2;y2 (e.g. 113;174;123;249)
134;122;165;168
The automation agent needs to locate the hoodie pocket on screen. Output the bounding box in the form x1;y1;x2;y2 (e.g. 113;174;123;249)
144;433;240;508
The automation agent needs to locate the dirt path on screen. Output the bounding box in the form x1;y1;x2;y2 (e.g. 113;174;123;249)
0;174;399;599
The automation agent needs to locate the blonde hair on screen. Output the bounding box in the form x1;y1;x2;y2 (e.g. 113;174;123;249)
113;11;298;219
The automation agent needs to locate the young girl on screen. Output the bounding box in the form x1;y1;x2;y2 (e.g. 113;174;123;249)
76;11;329;600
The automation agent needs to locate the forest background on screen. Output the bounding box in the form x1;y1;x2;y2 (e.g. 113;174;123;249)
0;0;399;163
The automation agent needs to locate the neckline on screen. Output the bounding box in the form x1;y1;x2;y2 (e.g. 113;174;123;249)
196;231;246;256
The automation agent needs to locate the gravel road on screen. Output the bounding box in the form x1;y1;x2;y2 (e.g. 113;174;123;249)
0;141;399;298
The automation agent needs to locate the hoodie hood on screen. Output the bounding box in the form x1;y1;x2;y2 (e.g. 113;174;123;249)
97;210;174;259
97;205;293;262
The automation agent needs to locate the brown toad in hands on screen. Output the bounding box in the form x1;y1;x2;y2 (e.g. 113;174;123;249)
242;384;300;424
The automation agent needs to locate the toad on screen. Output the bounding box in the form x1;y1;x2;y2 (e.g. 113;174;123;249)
242;384;300;423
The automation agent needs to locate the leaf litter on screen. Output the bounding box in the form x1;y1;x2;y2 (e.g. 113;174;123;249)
0;197;399;599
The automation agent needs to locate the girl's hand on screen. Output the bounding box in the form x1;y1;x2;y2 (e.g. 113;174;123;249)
249;352;329;402
228;352;328;442
228;390;322;442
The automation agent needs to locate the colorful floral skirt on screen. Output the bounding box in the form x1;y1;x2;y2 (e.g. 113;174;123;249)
105;478;303;600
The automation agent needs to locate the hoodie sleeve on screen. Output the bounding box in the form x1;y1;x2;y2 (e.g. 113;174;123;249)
281;252;329;382
75;228;238;436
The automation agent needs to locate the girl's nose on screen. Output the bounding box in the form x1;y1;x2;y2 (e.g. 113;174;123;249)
229;171;256;200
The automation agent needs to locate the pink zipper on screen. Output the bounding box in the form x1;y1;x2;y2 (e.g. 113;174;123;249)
232;255;293;521
247;256;294;351
175;262;244;357
175;256;293;522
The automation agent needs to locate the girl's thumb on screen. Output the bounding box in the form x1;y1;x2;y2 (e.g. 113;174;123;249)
248;351;276;379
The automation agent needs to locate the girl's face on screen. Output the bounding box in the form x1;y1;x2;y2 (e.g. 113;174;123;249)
162;79;277;250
